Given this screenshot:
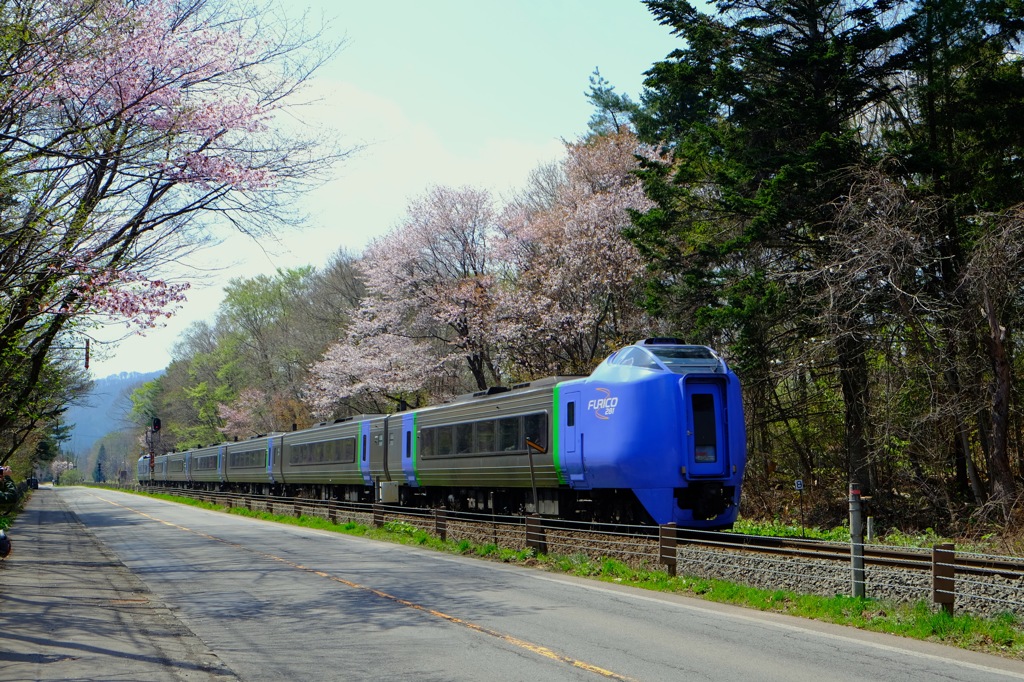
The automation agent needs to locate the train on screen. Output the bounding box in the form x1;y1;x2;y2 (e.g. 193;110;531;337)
138;338;746;529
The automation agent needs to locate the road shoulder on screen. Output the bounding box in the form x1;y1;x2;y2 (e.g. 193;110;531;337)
0;487;238;681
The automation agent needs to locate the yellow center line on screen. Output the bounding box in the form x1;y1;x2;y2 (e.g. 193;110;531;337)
92;493;635;681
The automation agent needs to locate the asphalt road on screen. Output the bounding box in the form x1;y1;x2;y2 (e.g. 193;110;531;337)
4;487;1024;681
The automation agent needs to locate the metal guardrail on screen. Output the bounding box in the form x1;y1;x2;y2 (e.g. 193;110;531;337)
124;485;1024;617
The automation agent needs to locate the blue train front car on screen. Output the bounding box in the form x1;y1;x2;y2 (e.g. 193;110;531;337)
555;339;746;529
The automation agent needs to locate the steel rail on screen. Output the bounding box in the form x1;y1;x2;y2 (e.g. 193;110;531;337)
675;530;1024;578
132;485;1024;580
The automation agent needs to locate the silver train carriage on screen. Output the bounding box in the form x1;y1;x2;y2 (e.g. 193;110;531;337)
140;339;746;528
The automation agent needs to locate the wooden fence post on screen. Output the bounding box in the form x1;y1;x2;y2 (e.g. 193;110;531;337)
526;515;547;554
932;543;955;615
434;509;447;541
660;523;677;577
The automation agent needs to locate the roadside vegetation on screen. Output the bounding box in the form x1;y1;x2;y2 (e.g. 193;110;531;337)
132;490;1024;661
1;486;29;531
0;510;15;531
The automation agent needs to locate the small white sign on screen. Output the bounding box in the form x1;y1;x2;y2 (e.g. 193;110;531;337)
795;479;804;491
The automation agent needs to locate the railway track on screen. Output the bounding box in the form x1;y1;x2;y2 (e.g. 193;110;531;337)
675;529;1024;579
129;484;1024;582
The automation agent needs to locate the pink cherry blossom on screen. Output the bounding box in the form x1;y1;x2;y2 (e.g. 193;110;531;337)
493;131;658;376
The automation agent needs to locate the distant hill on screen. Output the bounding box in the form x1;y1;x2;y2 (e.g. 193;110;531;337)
66;371;163;456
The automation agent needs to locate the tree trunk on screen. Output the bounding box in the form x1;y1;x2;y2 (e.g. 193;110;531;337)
837;329;873;494
944;367;987;505
466;353;489;391
982;291;1016;514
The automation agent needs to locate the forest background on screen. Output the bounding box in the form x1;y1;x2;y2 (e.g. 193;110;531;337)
4;0;1024;538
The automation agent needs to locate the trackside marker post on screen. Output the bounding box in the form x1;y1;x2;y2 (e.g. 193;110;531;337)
795;478;805;537
849;482;865;599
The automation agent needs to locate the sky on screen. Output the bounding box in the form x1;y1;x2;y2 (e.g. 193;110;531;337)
88;0;684;378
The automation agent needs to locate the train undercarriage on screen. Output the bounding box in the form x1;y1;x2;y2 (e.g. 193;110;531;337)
152;479;733;528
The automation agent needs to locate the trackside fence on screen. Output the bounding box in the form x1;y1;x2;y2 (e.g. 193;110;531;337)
119;486;1024;619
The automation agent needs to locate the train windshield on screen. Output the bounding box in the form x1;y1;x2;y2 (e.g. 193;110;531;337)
648;346;720;374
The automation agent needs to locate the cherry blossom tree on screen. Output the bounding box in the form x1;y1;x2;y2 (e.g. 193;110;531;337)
305;333;459;418
305;186;501;416
305;136;659;416
218;387;277;441
50;458;75;482
0;0;342;456
494;131;658;377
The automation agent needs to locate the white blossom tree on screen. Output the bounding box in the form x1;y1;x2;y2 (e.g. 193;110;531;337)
305;134;662;415
494;131;658;377
306;186;501;415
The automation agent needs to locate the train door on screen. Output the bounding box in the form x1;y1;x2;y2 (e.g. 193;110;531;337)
370;416;401;503
359;421;373;486
684;381;727;477
560;390;588;487
385;416;403;484
217;446;226;483
401;413;418;486
267;436;281;484
369;417;389;481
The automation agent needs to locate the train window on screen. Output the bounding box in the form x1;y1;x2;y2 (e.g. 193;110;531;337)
651;346;718;373
692;394;718;462
455;423;473;454
195;455;216;470
498;417;520;451
613;347;662;370
288;438;357;465
362;436;367;462
229;449;265;468
437;426;454;456
341;438;356;462
524;413;548;453
405;431;411;458
476;420;495;453
421;414;547;458
567;402;575;427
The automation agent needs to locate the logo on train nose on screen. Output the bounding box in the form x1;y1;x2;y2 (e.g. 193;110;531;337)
587;388;618;420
